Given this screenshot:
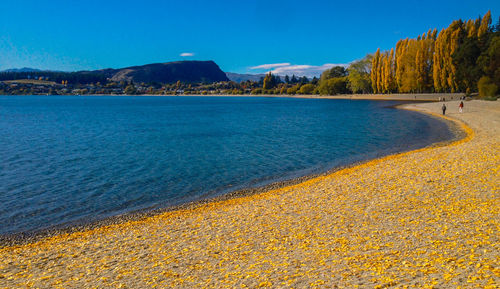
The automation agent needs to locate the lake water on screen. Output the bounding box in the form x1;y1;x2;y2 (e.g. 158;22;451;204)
0;95;454;235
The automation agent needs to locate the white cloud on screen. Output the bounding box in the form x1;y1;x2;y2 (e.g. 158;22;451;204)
180;52;194;57
250;63;291;70
250;63;349;78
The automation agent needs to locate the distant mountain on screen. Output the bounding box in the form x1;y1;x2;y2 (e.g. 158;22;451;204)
95;61;229;84
226;72;266;83
1;67;42;73
0;61;229;85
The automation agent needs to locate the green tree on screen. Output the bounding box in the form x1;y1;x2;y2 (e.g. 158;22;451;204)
318;77;349;95
477;35;500;88
477;76;498;98
320;66;347;81
347;54;372;93
452;36;481;92
124;84;136;95
279;84;287;94
299;83;315;94
287;84;300;95
263;72;277;89
251;88;263;94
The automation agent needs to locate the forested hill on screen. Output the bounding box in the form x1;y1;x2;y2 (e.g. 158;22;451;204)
97;61;229;84
0;61;229;85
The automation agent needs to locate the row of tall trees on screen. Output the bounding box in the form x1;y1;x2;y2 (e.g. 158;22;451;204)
370;11;499;96
257;11;498;97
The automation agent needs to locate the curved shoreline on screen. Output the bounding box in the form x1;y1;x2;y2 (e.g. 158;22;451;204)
87;92;465;102
1;100;498;288
0;101;463;247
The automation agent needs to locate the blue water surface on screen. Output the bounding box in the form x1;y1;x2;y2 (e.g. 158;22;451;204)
0;95;453;235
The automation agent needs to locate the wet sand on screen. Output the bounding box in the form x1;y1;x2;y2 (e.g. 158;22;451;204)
1;100;498;288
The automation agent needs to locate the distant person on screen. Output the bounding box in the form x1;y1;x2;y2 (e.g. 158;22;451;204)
442;103;447;115
459;101;464;113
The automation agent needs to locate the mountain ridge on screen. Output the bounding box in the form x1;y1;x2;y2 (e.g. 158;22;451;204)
1;67;43;73
0;61;229;84
94;60;229;84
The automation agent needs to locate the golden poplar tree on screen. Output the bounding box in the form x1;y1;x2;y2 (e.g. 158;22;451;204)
416;44;424;92
448;21;464;92
431;29;438;40
371;49;381;93
396;39;419;93
382;49;395;93
379;53;386;92
414;31;435;92
433;21;463;93
477;10;491;38
466;19;477;38
395;39;407;91
377;52;384;93
433;28;446;91
380;53;385;93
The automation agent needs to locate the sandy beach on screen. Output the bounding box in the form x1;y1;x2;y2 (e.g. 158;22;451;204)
289;93;465;101
1;99;498;288
166;93;466;102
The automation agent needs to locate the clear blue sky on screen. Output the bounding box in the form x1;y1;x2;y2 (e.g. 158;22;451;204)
0;0;498;76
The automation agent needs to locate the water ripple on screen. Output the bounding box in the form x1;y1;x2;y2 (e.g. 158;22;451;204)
0;96;454;235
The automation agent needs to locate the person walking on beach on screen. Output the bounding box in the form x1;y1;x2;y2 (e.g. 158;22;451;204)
442;103;447;115
459;101;464;113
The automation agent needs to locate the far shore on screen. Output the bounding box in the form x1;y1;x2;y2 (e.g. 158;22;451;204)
4;92;469;102
196;92;466;101
78;92;468;102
